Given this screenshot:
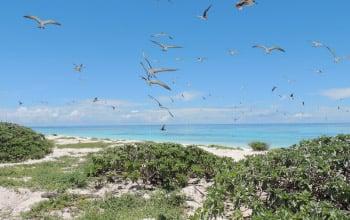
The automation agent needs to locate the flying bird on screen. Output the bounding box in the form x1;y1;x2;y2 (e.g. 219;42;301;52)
311;41;324;48
74;64;84;72
236;0;256;10
160;124;166;131
325;46;344;63
290;93;294;100
228;49;239;56
148;95;175;118
196;57;207;63
151;40;183;52
111;106;117;110
141;58;178;77
18;101;23;106
141;76;172;91
93;97;99;103
198;5;212;20
24;15;61;29
253;45;285;54
272;86;277;92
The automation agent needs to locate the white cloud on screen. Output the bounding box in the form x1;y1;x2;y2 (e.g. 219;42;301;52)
1;98;350;125
321;88;350;100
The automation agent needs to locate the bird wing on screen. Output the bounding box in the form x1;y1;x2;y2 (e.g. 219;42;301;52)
252;45;267;51
150;79;172;91
151;40;164;48
325;45;337;58
167;45;183;49
140;62;150;75
271;47;285;52
144;57;153;69
24;15;41;24
148;95;163;107
203;5;212;17
43;20;61;26
161;107;175;118
152;68;178;74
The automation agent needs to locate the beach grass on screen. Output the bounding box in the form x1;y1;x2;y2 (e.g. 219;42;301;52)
206;144;243;150
22;191;185;220
56;142;111;149
0;156;89;191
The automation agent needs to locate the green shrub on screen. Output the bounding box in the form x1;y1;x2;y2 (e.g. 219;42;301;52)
86;142;234;190
196;135;350;219
249;141;269;151
0;122;53;163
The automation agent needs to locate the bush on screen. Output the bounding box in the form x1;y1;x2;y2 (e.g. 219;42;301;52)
249;141;269;151
0;122;53;163
196;135;350;219
86;142;234;190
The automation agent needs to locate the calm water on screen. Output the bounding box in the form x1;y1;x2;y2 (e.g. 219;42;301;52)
33;124;350;148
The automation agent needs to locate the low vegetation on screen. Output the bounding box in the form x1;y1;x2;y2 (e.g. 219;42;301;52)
0;123;53;163
0;156;88;191
57;142;110;149
87;142;234;190
23;191;185;220
195;135;350;219
207;144;242;150
249;141;269;151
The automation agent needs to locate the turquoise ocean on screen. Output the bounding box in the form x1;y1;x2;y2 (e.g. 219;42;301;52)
33;123;350;148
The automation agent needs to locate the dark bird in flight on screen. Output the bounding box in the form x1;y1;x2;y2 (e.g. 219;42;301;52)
236;0;256;10
24;15;61;29
18;101;23;106
198;5;212;20
272;86;277;92
160;124;166;131
93;97;99;103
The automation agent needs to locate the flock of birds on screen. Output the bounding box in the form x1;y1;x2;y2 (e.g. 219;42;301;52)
15;0;349;131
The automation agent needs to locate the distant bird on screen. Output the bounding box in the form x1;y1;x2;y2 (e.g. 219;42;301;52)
93;97;99;103
311;40;324;48
111;106;117;110
198;5;212;20
148;95;175;118
196;57;207;63
160;124;166;131
253;45;285;54
151;32;174;40
236;0;256;10
314;69;324;75
325;46;343;63
302;101;305;106
141;76;172;91
23;15;61;29
151;40;183;52
141;58;178;77
228;49;239;56
272;86;277;92
18;101;23;106
74;64;84;72
290;93;294;100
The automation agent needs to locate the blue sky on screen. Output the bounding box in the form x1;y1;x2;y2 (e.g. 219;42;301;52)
0;0;350;125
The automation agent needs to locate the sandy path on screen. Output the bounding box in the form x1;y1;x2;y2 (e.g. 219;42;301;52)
200;146;266;161
0;186;48;219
